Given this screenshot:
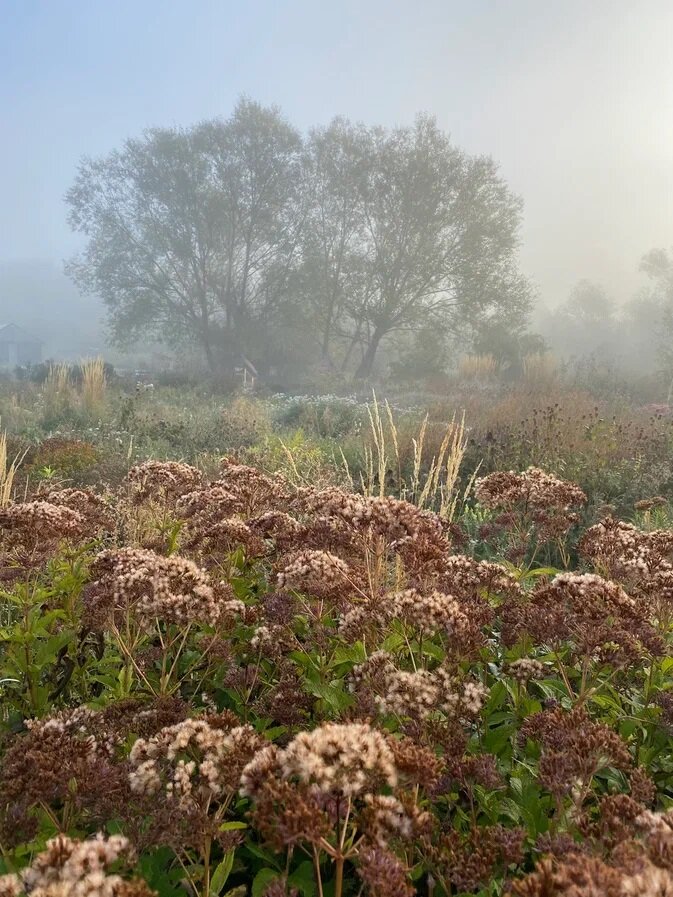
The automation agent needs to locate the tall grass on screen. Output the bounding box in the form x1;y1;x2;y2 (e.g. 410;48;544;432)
359;393;471;520
0;426;25;507
43;363;73;419
522;352;558;387
458;353;499;381
81;357;107;414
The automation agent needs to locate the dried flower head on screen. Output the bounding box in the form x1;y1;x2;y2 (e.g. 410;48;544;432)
272;722;397;797
86;548;240;629
0;832;154;897
129;717;264;804
125;461;203;505
276;549;351;598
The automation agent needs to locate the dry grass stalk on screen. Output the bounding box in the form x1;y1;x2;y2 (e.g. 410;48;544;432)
363;395;469;518
80;357;107;413
459;353;498;381
0;426;26;507
522;352;557;386
365;392;388;498
44;362;73;416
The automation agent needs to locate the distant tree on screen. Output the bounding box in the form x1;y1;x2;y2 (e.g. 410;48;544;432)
195;99;305;364
638;247;673;375
66;99;303;372
299;119;369;367
67;101;532;382
543;280;618;364
564;279;615;325
388;323;451;386
296;115;531;380
472;320;546;377
66;126;222;368
346;116;531;380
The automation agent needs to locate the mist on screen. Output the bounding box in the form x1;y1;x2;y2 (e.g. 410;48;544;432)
2;0;673;380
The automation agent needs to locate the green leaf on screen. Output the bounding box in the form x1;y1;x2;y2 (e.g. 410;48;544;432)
219;821;248;831
211;849;235;895
331;642;367;665
252;868;280;897
303;680;354;712
288;860;316;897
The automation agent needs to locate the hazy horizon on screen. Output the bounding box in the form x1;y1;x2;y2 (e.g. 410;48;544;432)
3;0;673;316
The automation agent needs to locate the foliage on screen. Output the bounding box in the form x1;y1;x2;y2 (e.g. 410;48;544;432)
1;446;673;895
65;99;532;383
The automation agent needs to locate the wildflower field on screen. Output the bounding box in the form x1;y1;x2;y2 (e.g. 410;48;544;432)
2;381;673;896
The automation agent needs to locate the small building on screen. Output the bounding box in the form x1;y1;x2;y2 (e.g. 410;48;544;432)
0;323;43;368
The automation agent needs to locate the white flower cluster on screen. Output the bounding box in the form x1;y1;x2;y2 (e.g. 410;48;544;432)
277;549;350;591
95;547;232;627
240;722;397;798
507;658;545;683
388;589;469;636
0;833;136;897
129;718;261;804
375;667;487;720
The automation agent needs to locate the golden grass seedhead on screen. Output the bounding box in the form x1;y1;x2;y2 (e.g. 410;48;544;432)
0;427;26;507
80;356;107;412
522;352;558;384
459;353;499;381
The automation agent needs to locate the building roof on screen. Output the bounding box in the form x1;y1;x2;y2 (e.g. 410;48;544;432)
0;323;44;344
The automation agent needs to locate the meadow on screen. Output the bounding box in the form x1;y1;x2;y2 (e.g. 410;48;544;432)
1;364;673;896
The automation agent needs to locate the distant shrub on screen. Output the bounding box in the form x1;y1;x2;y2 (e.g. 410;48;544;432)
25;437;100;477
271;394;367;438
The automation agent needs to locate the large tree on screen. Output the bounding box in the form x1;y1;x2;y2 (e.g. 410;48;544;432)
67;102;532;380
66;126;223;367
66;99;303;371
298;115;532;379
298;119;370;368
194;99;305;362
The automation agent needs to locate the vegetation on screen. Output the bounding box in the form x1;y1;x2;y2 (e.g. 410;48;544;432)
65;99;531;382
2;380;673;895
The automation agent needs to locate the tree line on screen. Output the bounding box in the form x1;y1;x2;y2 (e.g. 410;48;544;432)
66;98;532;382
539;249;673;380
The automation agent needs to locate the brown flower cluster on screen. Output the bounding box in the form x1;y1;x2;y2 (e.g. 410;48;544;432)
502;571;663;666
125;461;203;504
512;806;673;897
0;500;85;562
580;515;673;579
475;466;587;544
276;549;351;600
519;706;632;803
86;547;241;629
183;515;267;559
580;515;673;624
239;722;431;894
425;824;525;894
42;487;116;533
217;458;289;514
0;700;189;849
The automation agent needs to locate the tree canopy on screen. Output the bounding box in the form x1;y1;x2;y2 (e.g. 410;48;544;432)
66;98;533;381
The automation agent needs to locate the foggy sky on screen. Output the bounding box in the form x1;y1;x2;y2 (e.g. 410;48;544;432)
2;0;673;309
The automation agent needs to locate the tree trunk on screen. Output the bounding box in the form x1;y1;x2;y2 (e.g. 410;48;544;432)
201;329;216;372
353;326;386;381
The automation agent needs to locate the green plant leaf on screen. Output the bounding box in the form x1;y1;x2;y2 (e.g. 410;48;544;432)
210;849;236;895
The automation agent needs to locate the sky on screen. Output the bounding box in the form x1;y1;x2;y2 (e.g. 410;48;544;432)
2;0;673;308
